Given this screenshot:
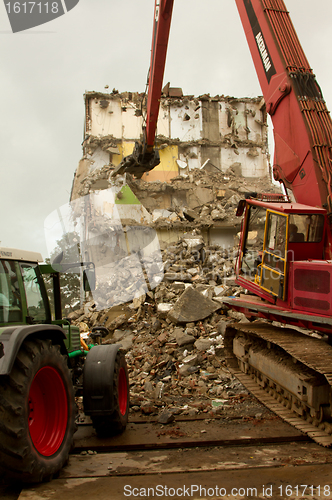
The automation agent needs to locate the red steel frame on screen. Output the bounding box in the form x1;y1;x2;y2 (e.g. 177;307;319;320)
145;0;174;151
235;0;332;221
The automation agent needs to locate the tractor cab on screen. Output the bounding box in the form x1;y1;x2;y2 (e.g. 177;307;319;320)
236;196;326;305
0;248;48;325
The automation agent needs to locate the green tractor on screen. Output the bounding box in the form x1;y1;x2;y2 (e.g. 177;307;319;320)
0;247;129;482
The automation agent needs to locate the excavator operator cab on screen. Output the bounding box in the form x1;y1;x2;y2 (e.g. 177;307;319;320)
237;199;326;302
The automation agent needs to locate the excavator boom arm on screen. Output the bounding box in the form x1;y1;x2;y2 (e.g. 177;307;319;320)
146;0;174;148
112;0;174;178
235;0;332;215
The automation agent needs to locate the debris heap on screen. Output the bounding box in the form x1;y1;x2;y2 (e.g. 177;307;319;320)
127;164;276;233
69;234;253;420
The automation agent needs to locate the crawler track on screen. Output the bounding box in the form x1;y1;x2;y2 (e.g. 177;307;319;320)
225;322;332;447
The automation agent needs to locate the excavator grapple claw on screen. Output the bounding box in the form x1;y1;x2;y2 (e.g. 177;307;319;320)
111;142;160;179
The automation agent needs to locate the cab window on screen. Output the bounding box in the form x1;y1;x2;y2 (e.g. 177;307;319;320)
0;260;22;323
261;211;288;300
240;205;266;279
21;264;48;323
266;213;287;258
288;214;324;243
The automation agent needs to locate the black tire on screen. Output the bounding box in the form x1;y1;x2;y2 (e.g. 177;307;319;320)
92;351;129;436
0;338;76;483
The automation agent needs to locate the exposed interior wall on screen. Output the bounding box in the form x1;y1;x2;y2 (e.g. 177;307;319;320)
71;90;269;199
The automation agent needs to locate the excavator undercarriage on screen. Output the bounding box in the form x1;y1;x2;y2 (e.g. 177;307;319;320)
225;322;332;446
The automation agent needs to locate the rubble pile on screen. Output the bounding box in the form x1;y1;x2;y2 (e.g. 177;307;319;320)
66;88;281;422
69;234;253;420
125;166;277;231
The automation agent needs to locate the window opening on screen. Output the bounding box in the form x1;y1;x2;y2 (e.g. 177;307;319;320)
240;205;266;282
261;211;288;299
0;260;22;323
21;264;48;323
288;214;324;243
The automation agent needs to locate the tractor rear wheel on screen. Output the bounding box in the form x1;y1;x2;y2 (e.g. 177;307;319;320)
0;338;76;482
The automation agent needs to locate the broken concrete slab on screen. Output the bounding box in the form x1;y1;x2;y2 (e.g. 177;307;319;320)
106;313;128;331
157;303;173;318
164;272;192;282
152;209;179;222
194;337;213;351
175;329;195;347
214;285;230;297
216;319;228;336
157;331;168;344
182;353;199;366
118;334;134;351
170;282;186;292
158;409;175;424
167;287;221;324
182;208;199;221
130;295;146;310
182;233;204;251
227;310;249;322
113;329;131;342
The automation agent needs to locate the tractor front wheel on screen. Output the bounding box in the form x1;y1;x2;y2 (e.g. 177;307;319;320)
91;350;129;436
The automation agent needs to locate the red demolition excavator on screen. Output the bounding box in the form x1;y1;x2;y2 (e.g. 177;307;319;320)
118;0;332;445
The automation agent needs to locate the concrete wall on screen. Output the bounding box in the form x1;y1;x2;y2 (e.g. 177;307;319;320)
74;90;269;193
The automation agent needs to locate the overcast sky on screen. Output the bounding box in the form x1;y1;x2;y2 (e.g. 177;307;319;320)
1;0;332;258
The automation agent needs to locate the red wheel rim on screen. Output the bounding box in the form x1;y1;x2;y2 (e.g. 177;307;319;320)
118;367;128;416
28;366;68;456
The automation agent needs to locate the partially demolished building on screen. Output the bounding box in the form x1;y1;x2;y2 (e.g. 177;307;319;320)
70;88;273;249
51;88;280;429
65;90;276;401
